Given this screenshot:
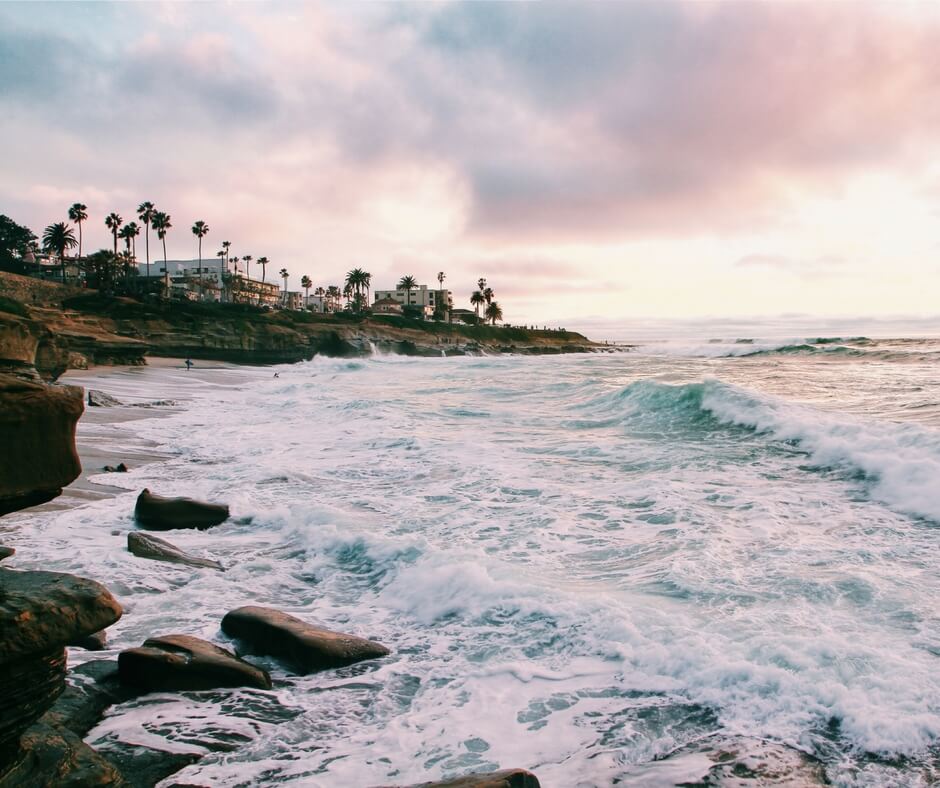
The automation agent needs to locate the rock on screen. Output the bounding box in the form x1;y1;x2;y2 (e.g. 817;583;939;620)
134;489;229;531
127;532;224;571
68;630;107;651
0;546;13;562
42;660;136;737
0;374;83;515
0;719;127;787
0;569;122;765
392;770;541;788
87;390;123;407
0;569;123;665
102;463;128;473
118;634;271;692
221;606;390;674
621;736;828;786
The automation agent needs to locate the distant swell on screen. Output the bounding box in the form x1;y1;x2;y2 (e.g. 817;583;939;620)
590;379;940;522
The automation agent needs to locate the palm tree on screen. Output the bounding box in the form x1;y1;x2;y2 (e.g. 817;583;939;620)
68;203;87;261
221;240;231;270
327;285;341;313
151;211;172;294
470;290;485;319
124;221;140;261
483;286;494;305
118;224;138;277
477;277;487;293
279;267;289;306
256;257;269;305
137;202;156;279
301;275;312;308
437;271;449;321
216;250;228;301
191;220;209;269
485;301;503;325
42;222;77;283
230;256;240;301
105;212;123;255
345;268;369;309
343;283;353;308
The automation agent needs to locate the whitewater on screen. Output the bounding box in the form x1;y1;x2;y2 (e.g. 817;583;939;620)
6;336;940;786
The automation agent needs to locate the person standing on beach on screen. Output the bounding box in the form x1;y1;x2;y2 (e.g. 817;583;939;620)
185;359;193;371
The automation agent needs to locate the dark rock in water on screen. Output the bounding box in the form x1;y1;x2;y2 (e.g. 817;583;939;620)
103;463;128;473
0;569;123;665
119;634;272;692
43;660;136;737
68;630;107;651
0;546;13;562
0;719;127;787
134;489;229;531
221;605;390;674
0;569;122;768
622;736;828;786
0;373;83;515
391;769;541;788
127;532;224;571
87;389;123;407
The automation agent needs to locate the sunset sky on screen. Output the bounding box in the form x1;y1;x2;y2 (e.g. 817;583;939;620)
2;2;939;335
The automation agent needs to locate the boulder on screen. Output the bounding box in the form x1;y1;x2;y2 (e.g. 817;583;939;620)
127;532;224;571
0;374;83;515
0;569;122;764
118;634;271;692
392;770;541;788
221;606;390;674
102;463;128;473
87;390;123;407
68;631;107;651
0;546;13;562
134;489;229;531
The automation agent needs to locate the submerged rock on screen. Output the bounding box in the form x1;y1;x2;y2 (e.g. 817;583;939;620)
0;546;13;562
221;605;390;674
0;374;83;515
393;769;541;788
118;634;272;692
102;463;128;473
127;532;224;571
134;489;229;531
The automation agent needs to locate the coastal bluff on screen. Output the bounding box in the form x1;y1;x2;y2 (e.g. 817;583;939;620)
0;271;599;370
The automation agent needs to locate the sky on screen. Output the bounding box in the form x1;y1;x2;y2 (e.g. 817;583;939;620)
1;1;939;337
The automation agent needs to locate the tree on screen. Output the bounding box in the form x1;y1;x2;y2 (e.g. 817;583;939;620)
137;202;156;279
279;267;289;306
42;222;77;283
327;285;341;312
301;275;312;307
68;203;88;261
345;268;371;311
342;283;353;308
192;220;209;268
151;211;172;295
83;249;121;294
230;256;241;301
397;274;418;305
124;221;140;261
477;277;487;293
105;213;123;255
221;240;231;272
485;301;503;325
470;290;485;318
0;215;37;274
436;271;449;321
483;287;494;305
256;256;268;305
117;224;139;279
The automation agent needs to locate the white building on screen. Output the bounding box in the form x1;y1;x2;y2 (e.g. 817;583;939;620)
373;284;453;318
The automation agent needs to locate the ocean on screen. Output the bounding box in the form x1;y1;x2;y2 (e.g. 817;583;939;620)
8;336;940;786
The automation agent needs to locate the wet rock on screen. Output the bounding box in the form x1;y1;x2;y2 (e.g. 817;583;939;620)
0;373;83;515
0;569;123;665
0;569;122;766
118;634;272;692
0;719;127;787
221;605;390;674
87;390;123;407
68;630;107;651
393;769;541;788
134;489;229;531
43;660;136;737
0;546;13;562
103;463;128;473
622;736;828;786
127;532;224;571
